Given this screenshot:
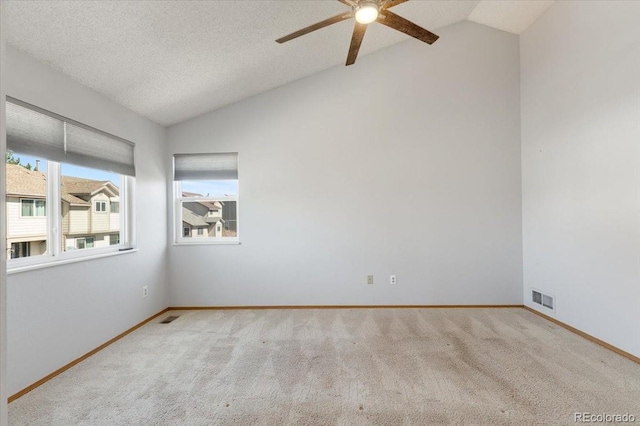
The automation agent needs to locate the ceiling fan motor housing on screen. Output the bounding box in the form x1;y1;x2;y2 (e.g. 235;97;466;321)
356;0;381;8
355;1;380;24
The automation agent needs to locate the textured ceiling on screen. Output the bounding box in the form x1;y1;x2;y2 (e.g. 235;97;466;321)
468;0;555;34
5;0;554;127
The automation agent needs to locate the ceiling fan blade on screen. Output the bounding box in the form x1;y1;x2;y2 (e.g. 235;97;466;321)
383;0;409;9
377;10;439;44
346;22;367;66
337;0;356;6
276;12;352;44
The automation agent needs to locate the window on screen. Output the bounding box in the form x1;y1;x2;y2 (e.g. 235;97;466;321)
10;242;30;259
5;98;136;269
61;163;124;253
75;237;94;250
173;153;239;244
7;155;49;257
21;199;46;217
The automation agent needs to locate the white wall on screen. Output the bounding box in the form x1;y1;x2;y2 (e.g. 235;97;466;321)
167;21;523;307
521;1;640;357
5;46;169;395
1;3;9;424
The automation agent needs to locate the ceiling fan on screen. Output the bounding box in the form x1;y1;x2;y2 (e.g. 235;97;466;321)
276;0;439;66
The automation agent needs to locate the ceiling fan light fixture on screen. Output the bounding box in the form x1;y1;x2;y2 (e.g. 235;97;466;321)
355;1;379;24
276;0;440;67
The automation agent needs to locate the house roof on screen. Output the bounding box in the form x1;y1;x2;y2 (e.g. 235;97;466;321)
182;192;221;211
200;201;221;210
61;192;89;206
6;163;119;206
63;176;119;199
5;163;46;198
182;207;209;227
182;191;201;197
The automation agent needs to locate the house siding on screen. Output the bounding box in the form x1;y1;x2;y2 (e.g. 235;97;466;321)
90;193;110;234
62;202;69;236
65;233;115;250
109;197;119;230
6;197;46;240
68;206;90;235
109;212;119;231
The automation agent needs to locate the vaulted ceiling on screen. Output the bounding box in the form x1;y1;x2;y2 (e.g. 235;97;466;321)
5;1;554;127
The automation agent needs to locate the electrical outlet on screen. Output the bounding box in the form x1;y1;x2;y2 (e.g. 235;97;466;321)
367;275;374;285
390;275;397;285
142;286;148;298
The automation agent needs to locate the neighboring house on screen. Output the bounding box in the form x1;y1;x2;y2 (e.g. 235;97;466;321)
221;201;237;233
182;192;225;238
5;163;120;259
61;175;120;251
5;164;47;258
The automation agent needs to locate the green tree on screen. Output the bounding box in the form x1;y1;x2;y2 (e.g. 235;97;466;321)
6;153;35;170
6;152;21;165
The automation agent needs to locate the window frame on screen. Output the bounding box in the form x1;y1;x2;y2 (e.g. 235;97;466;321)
7;160;136;273
95;200;107;213
174;182;239;245
5;97;137;273
10;242;30;259
20;198;46;217
172;152;239;245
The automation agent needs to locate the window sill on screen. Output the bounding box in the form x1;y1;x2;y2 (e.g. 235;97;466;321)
7;248;139;275
173;240;241;246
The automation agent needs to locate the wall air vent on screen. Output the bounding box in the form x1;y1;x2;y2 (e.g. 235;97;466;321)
531;288;555;312
532;290;542;305
160;315;180;324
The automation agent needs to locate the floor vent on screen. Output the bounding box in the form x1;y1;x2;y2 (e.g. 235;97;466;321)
160;315;180;324
532;289;555;311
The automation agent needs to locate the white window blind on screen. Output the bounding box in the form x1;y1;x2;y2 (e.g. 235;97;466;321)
5;97;136;176
65;122;135;176
6;101;66;163
174;153;238;181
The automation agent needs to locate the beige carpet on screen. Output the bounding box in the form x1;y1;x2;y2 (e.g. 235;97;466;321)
9;308;640;425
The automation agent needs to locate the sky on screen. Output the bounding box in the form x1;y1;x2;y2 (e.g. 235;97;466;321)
181;180;238;197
